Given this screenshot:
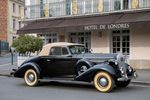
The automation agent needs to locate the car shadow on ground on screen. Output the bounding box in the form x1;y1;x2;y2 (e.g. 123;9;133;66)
18;80;146;93
38;80;95;91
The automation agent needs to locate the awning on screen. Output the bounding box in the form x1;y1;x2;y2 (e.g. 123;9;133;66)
117;11;150;23
17;10;150;34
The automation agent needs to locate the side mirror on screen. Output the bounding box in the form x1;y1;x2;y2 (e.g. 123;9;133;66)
89;48;93;53
85;48;93;53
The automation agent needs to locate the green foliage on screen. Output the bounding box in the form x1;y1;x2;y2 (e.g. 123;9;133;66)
12;35;43;56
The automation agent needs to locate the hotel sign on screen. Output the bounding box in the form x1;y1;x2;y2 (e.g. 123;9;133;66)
84;23;130;31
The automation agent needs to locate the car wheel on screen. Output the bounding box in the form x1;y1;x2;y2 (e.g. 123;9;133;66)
115;79;131;88
94;71;114;93
77;64;89;75
24;69;39;86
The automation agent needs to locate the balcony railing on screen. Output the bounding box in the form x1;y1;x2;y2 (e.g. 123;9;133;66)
25;0;150;20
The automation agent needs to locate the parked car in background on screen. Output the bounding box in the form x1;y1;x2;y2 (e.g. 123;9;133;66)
12;42;137;92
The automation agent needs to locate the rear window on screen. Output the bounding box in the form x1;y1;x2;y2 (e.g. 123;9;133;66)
49;47;69;56
50;47;61;55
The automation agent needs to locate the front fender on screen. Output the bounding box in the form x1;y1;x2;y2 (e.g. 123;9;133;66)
14;62;41;78
75;63;116;82
76;58;93;68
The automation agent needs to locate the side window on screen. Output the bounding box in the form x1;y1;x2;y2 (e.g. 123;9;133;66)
62;47;69;55
50;47;61;55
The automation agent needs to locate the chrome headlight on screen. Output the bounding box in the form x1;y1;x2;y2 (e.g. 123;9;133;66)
128;66;132;72
117;53;125;63
120;67;125;74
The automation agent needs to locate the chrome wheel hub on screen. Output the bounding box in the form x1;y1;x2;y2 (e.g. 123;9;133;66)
78;66;88;75
28;74;35;82
99;77;108;87
80;66;88;72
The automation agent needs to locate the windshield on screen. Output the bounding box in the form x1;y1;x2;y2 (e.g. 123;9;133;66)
69;45;86;54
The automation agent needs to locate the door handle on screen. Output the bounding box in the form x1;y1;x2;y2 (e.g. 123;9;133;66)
46;59;51;62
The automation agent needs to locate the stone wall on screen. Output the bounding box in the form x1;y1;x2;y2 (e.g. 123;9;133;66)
0;0;8;41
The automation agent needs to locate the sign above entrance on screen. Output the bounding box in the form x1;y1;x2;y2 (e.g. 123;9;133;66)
84;23;130;31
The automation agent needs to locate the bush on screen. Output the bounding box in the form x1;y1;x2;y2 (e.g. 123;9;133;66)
12;35;43;56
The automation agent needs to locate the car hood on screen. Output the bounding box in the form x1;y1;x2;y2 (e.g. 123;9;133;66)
74;53;117;61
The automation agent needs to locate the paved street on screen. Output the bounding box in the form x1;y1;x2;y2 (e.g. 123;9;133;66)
1;54;150;100
0;76;150;100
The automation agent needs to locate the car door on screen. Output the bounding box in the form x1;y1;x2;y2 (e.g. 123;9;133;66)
43;46;78;77
57;47;78;75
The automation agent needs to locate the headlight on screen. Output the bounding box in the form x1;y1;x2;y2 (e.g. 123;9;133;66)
128;66;132;72
120;67;125;74
117;53;125;62
115;60;118;65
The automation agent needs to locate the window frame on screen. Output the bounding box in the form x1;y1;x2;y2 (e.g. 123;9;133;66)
139;0;150;8
61;47;70;55
111;30;130;55
19;21;21;29
13;3;16;13
19;5;21;15
38;33;58;44
69;32;91;49
13;19;16;30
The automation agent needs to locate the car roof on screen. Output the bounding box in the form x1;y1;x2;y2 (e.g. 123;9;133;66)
44;42;82;47
38;42;84;56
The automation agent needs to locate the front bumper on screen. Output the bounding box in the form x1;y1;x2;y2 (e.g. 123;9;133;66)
117;70;138;81
10;68;17;76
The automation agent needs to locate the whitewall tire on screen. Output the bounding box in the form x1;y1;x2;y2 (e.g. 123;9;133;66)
94;71;114;93
24;69;39;86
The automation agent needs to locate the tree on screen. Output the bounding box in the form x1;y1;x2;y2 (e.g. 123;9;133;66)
12;35;43;56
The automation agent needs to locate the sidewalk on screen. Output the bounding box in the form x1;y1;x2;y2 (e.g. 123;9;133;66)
132;69;150;85
0;63;17;76
0;61;150;84
0;53;17;76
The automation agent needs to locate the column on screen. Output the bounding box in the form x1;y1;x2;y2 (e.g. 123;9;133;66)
44;3;49;17
132;0;139;9
98;0;103;13
20;6;24;19
72;0;78;15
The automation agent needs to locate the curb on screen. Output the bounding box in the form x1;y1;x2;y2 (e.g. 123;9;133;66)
131;81;150;86
0;70;12;77
0;73;12;77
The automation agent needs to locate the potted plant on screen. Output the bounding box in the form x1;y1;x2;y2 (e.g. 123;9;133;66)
12;35;43;66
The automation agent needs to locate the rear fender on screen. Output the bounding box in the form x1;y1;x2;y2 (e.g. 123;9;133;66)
14;62;41;78
75;63;116;82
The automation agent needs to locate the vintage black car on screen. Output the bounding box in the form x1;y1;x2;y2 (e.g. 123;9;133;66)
12;42;137;92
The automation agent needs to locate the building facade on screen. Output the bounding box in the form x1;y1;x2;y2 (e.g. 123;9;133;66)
0;0;25;45
19;0;150;69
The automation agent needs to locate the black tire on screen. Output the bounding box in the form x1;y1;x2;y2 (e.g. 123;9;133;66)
115;79;131;88
24;69;39;86
77;64;89;75
94;71;115;93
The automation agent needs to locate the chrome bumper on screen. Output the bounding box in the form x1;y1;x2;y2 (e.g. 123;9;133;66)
117;71;138;81
10;69;17;76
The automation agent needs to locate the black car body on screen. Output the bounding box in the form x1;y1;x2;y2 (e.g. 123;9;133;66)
12;42;137;92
